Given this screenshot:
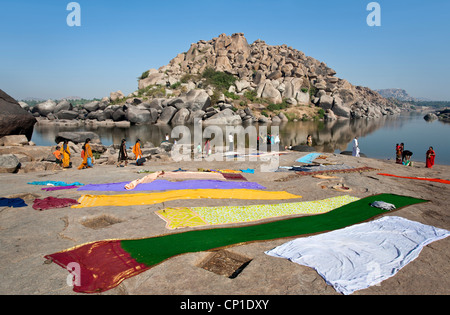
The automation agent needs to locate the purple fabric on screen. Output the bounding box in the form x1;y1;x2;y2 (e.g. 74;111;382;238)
41;185;79;192
77;180;266;192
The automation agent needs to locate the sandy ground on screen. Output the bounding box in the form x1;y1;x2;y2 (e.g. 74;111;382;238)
0;150;449;295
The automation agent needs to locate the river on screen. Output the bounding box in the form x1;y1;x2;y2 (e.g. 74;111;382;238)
31;113;450;165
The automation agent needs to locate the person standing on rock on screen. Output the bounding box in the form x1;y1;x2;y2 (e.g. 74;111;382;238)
61;140;72;168
352;137;360;157
78;138;94;169
117;139;128;167
426;146;436;168
228;133;234;152
133;139;145;166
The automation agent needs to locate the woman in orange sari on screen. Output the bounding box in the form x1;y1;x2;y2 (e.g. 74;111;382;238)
132;139;145;166
426;146;436;168
78;138;94;170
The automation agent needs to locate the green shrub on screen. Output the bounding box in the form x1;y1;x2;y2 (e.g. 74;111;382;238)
139;70;150;80
201;67;237;91
224;91;240;100
170;82;182;89
244;90;258;101
318;108;325;119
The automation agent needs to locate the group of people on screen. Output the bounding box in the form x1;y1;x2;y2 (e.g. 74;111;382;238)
117;139;146;167
395;143;436;168
53;138;94;170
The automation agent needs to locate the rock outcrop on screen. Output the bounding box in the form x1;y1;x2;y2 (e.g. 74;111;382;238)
23;33;400;126
0;89;37;140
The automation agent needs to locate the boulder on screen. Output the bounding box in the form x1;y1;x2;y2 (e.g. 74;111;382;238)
258;81;282;104
0;89;37;140
203;108;242;125
126;106;151;124
0;135;29;146
171;108;190;125
424;113;438;122
0;154;21;173
110;91;125;102
54;100;72;113
35;100;57;116
157;106;177;124
318;94;334;110
296;92;310;105
83;101;100;112
184;89;211;111
331;97;351;118
112;108;127;121
55;131;101;144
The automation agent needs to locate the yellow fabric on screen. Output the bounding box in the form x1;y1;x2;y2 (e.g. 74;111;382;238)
61;146;71;168
156;195;360;229
72;189;302;209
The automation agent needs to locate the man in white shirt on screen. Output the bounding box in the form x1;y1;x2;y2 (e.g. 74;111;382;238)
352;137;360;157
228;133;234;152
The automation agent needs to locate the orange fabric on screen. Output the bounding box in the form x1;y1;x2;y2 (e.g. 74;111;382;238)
377;173;450;185
78;143;93;169
132;143;142;159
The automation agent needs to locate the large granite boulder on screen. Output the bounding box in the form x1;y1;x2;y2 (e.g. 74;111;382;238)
0;154;21;173
0;89;37;140
55;131;101;144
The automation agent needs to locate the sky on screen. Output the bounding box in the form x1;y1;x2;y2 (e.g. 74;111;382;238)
0;0;449;101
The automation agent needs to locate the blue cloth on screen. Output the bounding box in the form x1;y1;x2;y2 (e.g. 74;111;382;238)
296;153;321;164
240;168;255;174
28;181;84;186
0;197;27;208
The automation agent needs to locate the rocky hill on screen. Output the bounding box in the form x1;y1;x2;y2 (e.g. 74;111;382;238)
27;33;401;125
375;88;420;102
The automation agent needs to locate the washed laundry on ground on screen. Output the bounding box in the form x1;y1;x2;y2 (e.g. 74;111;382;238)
41;185;80;192
78;180;265;192
296;153;321;164
33;196;79;211
377;173;450;185
0;197;27;208
45;193;427;293
72;189;302;209
28;180;84;187
156;195;360;229
265;216;449;295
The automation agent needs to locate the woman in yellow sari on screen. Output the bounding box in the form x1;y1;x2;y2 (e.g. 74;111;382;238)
61;140;72;168
78;138;94;170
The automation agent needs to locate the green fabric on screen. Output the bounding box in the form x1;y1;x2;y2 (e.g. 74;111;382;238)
121;194;427;267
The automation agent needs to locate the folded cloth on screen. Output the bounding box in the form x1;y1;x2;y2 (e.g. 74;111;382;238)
28;181;84;186
72;189;302;209
33;197;79;211
370;201;396;211
221;173;247;181
41;185;79;192
79;180;265;192
240;168;255;174
0;197;28;208
265;216;449;295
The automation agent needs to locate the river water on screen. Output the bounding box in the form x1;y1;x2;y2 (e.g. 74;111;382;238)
31;113;450;165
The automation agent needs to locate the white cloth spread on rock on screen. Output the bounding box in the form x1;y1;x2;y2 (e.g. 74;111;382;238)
265;216;450;295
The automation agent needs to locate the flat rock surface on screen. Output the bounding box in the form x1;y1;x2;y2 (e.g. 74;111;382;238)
0;150;448;295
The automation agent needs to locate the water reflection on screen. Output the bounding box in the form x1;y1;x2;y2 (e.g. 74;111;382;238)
32;113;450;165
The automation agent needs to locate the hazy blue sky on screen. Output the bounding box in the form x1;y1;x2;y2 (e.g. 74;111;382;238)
1;0;449;101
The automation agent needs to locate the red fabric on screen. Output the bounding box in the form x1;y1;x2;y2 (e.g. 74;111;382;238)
426;150;435;168
377;173;450;185
44;240;149;293
32;196;79;211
